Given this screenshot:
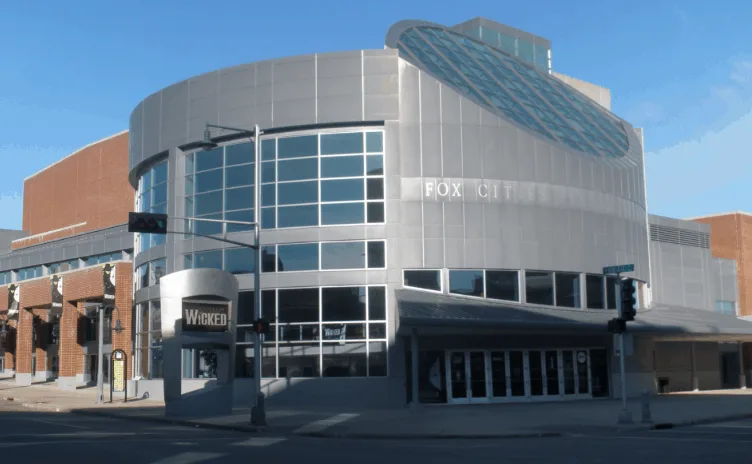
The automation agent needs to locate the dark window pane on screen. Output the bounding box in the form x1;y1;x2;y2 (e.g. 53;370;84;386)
196;147;223;172
261;139;276;161
184;175;193;196
225;186;254;211
366;132;383;153
261;162;275;183
225;209;254;233
195;169;223;193
194;250;222;270
449;270;484;297
404;270;440;291
555;273;581;308
369;341;387;376
279;325;319;342
321;155;363;178
278;288;320;323
226;142;254;166
185;154;194;175
278;343;320;378
322;286;366;321
194;191;223;215
366;178;384;200
278;181;318;205
366;155;383;176
368;323;386;339
277;205;318;228
606;276;617;309
278;157;318;182
321;241;365;270
322;342;367;377
261;184;275;207
526;271;554;306
367;241;385;268
321;132;363;155
152;162;168;184
224;248;255;274
142;170;151;190
194;213;222;235
368;286;386;320
321;179;364;202
486;270;519;302
237;290;276;325
235;344;276;378
367;202;385;223
261;246;276;272
261;207;276;229
278;135;318;159
225;163;253;188
321;203;364;225
277;243;319;271
586;275;605;309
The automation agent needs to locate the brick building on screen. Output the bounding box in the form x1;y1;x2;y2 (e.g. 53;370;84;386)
0;131;135;387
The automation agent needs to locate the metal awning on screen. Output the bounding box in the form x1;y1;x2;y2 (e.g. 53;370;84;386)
397;289;752;340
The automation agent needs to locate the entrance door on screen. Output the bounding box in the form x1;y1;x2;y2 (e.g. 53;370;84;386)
490;351;508;398
509;351;526;397
545;350;560;396
448;352;467;401
528;351;544;396
446;351;489;403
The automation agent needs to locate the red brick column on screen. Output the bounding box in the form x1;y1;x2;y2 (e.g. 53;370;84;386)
0;286;11;372
15;308;33;382
33;309;49;376
58;299;83;379
113;262;133;379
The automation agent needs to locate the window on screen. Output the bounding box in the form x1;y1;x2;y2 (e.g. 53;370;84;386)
367;241;386;268
606;276;618;309
135;301;163;380
555;272;581;308
485;270;519;302
193;250;222;270
0;271;10;285
138;160;168;252
449;270;484;297
586;275;604;309
404;270;441;292
716;300;736;315
277;243;318;272
526;271;554;306
237;285;387;379
16;266;43;281
224;248;255;275
321;242;365;270
149;259;166;286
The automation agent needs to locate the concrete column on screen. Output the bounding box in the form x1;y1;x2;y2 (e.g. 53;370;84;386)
739;342;747;389
15;308;33;386
410;328;419;408
690;342;699;391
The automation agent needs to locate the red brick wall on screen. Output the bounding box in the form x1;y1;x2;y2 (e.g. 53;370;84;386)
113;262;134;379
14;131;133;250
15;308;33;374
694;213;752;317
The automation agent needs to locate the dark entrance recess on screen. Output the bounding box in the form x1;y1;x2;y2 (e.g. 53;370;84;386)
405;350;447;404
589;348;610;397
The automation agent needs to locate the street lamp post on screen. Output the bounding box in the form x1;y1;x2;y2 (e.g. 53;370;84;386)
198;123;266;426
95;305;124;404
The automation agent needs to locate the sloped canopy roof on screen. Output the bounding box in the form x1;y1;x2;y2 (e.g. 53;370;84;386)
386;21;630;158
397;289;752;340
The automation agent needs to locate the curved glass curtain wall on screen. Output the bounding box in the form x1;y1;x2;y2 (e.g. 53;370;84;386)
184;129;385;235
136;161;168;253
396;26;629;158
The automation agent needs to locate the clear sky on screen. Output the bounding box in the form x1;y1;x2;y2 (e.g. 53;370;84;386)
1;0;750;229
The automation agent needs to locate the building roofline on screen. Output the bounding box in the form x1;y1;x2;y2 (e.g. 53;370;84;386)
684;211;752;220
24;130;128;182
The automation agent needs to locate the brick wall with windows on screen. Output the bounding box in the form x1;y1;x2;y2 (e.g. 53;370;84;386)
693;213;752;317
14;131;133;250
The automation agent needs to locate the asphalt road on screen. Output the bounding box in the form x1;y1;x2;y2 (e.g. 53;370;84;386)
2;401;752;463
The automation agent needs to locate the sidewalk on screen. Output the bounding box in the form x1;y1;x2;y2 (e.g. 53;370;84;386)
3;378;752;439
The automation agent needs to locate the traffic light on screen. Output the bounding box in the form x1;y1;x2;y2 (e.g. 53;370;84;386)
607;318;626;334
128;212;168;234
254;318;270;336
620;278;637;321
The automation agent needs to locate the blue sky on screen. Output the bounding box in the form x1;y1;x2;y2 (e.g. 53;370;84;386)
1;0;750;229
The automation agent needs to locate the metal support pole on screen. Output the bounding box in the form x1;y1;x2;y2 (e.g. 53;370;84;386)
410;329;419;408
250;125;266;426
739;342;747;389
616;277;633;424
96;307;104;404
690;342;699;391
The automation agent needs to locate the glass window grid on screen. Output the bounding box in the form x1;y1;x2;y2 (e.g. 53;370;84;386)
137;161;169;252
185;131;385;233
403;268;626;310
399;26;628;159
183;240;386;274
135;301;163;380
0;271;10;285
236;285;388;379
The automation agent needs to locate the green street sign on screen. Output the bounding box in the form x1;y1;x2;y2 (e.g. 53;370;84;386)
603;264;634;275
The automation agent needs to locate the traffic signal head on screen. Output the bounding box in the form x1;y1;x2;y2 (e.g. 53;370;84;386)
128;212;168;234
254;318;270;336
620;278;637;321
608;317;626;334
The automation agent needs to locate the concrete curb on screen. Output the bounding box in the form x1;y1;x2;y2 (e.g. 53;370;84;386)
296;430;563;440
648;412;752;430
68;409;261;434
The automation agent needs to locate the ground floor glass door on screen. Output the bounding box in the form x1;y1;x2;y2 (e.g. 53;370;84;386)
445;348;599;404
